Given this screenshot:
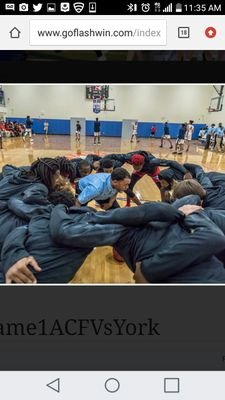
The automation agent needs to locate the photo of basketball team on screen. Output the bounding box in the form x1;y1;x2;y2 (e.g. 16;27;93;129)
0;84;225;284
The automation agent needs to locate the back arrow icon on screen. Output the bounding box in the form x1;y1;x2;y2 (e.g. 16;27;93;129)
46;378;60;393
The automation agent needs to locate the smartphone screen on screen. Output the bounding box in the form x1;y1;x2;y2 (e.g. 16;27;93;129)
0;1;225;398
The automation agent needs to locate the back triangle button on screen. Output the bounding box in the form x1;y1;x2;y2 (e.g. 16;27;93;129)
46;378;60;393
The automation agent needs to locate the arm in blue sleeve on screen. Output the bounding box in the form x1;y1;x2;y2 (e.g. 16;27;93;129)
77;185;101;204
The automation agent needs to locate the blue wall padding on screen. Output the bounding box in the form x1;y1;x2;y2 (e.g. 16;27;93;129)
7;117;203;139
138;122;202;139
86;120;122;137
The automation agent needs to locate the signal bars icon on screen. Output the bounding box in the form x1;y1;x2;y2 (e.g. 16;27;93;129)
163;3;172;12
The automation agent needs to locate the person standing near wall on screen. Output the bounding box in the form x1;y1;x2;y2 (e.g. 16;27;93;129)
185;120;194;152
75;120;81;142
173;123;186;154
204;124;215;150
130;121;139;143
160;121;173;149
23;116;33;141
150;124;157;137
94;117;101;145
214;122;224;152
43;120;49;136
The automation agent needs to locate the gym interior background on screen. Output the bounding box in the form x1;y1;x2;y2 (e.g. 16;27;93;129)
0;84;224;283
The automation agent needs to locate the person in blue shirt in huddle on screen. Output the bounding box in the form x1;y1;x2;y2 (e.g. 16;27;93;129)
76;167;131;210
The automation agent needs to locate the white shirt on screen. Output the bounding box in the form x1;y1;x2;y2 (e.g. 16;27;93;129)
132;123;138;134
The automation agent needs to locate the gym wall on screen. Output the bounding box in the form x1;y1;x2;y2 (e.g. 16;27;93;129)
3;84;213;123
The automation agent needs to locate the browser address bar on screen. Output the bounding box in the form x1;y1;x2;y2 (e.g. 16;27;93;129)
30;20;166;46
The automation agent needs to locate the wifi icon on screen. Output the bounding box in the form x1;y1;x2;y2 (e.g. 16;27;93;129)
73;2;84;12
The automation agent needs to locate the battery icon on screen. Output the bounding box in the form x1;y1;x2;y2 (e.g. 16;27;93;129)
176;3;182;12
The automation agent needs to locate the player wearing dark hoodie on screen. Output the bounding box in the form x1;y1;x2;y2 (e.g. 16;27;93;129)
2;198;225;284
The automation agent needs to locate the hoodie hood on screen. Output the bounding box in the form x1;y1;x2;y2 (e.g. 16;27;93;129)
7;170;40;185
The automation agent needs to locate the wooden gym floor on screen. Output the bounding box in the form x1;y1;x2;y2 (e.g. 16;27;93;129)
1;134;225;284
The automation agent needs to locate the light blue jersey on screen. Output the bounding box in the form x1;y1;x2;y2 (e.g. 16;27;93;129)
78;173;117;204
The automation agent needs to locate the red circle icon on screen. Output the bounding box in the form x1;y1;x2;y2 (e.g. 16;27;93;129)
205;27;216;38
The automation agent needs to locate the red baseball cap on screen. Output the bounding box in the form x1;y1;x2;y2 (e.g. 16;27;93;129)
131;154;145;165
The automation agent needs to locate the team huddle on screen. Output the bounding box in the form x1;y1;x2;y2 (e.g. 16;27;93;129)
1;150;225;284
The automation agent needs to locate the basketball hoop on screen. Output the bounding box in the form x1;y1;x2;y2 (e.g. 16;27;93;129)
101;98;115;112
208;94;224;112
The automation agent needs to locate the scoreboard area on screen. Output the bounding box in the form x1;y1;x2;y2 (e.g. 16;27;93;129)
86;85;109;99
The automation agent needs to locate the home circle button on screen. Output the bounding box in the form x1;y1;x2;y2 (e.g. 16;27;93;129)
104;378;120;393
